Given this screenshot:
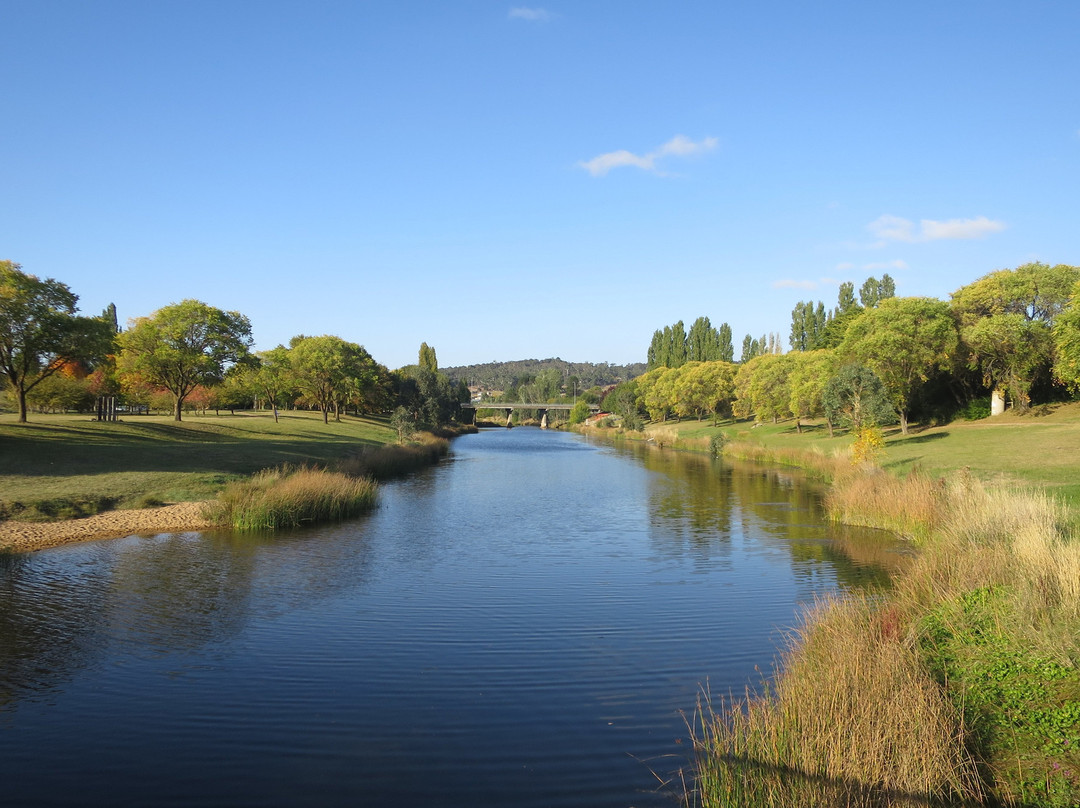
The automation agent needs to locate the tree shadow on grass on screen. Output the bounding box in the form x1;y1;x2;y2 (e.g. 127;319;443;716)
892;431;949;445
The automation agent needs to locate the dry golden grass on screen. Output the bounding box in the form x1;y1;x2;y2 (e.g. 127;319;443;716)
337;432;449;479
693;451;1080;807
692;595;984;807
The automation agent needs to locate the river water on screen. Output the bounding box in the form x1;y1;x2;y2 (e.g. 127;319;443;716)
0;427;904;807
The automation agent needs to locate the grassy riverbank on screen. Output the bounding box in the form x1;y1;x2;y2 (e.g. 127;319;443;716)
581;410;1080;806
0;411;399;522
635;401;1080;510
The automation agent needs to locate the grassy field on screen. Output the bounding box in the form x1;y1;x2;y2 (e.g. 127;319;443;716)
0;411;396;519
644;401;1080;509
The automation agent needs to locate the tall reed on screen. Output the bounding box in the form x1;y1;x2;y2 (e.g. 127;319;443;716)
690;595;984;807
337;433;449;480
206;465;377;531
692;451;1080;807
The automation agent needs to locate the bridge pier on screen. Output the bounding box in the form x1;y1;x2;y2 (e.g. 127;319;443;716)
540;410;548;429
506;410;513;427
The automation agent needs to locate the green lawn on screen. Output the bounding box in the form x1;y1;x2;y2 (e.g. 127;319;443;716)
645;401;1080;508
0;410;395;516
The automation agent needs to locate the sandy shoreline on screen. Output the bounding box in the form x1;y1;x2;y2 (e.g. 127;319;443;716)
0;501;217;553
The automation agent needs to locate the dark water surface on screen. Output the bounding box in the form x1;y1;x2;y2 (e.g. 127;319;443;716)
0;428;904;807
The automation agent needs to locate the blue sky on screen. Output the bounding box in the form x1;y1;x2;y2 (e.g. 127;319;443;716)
3;1;1078;370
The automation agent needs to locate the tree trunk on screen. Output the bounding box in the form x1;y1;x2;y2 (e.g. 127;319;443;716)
899;409;909;434
17;387;28;423
991;389;1006;416
174;396;183;421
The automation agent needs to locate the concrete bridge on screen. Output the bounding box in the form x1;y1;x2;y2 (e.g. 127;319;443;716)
460;402;601;428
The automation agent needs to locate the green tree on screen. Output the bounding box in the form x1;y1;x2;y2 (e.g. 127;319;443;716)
116;300;253;422
290;335;381;424
840;297;957;433
961;313;1051;411
636;366;676;422
788;350;837;434
858;274;895;308
390;405;418;443
734;353;796;424
952;262;1080;411
836;282;858;315
698;360;737;425
1054;280;1080;393
822;364;895;433
740;334;754;363
601;379;643;430
568;399;590;425
26;371;93;414
647;329;665;369
243;346;295;422
418;342;438;374
717;322;734;362
0;261;115;422
687;316;721;362
789;301;827;351
670;321;688;367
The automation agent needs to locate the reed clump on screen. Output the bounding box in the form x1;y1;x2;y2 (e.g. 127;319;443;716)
691;594;985;807
691;455;1080;807
206;465;377;531
337;432;449;480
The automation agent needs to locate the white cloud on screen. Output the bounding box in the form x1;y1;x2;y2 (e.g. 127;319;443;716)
835;262;855;271
863;259;909;271
657;134;718;157
509;7;550;21
577;150;656;177
578;135;718;177
867;215;917;243
920;216;1007;240
866;214;1006;244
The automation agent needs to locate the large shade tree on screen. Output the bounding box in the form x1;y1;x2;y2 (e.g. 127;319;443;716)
840;296;958;434
116;299;253;421
289;335;382;424
951;262;1080;412
0;261;114;422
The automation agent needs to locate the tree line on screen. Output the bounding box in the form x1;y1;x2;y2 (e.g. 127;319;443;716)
0;260;468;432
442;358;645;392
609;263;1080;435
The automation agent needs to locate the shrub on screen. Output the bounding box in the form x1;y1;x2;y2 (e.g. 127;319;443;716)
958;396;992;421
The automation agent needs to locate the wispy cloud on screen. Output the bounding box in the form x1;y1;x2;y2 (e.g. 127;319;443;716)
509;7;551;22
772;279;819;290
578;135;718;177
867;214;1006;244
863;259;909;271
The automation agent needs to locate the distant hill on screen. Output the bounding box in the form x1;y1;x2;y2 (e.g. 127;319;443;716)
442;358;646;391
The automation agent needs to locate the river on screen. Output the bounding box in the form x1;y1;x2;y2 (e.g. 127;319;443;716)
0;427;904;807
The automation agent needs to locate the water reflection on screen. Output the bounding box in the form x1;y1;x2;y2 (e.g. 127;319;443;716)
0;428;909;808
